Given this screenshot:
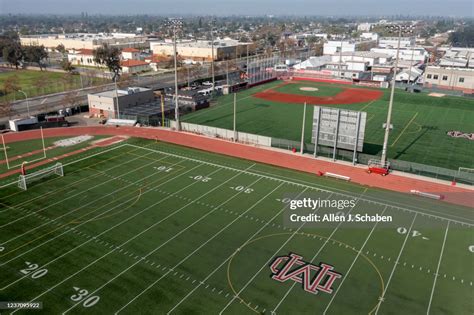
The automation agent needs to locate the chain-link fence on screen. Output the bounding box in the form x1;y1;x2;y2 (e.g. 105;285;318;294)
271;137;473;185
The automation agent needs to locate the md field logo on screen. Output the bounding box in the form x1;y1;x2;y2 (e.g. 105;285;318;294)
270;253;342;295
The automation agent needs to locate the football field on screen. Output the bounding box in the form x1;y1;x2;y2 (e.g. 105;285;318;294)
0;139;472;314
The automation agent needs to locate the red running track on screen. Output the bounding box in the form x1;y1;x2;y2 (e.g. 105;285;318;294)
2;126;472;208
253;86;383;105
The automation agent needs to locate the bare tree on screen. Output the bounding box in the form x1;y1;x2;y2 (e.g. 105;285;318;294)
0;99;14;119
3;75;21;100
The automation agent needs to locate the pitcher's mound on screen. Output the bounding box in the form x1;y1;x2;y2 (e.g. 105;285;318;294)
300;87;319;92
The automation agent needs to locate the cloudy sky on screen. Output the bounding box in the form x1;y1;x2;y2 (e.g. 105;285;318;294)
1;0;472;16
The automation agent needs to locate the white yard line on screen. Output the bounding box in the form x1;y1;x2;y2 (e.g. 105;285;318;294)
374;213;418;315
0;143;147;212
323;206;388;314
0;143;127;189
426;221;450;315
114;181;284;314
13;164;250;313
166;186;308;315
129;144;474;227
0;150;157;230
218;192;335;314
0;153;164;248
1;159;202;290
6;165;219;302
271;191;370;313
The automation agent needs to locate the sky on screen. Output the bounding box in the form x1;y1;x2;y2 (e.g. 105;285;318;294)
0;0;473;16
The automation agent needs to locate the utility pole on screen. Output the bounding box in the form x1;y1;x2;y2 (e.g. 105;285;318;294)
380;24;413;166
233;93;237;142
210;20;216;94
17;90;30;117
113;75;120;119
339;36;344;79
167;18;183;131
300;102;307;154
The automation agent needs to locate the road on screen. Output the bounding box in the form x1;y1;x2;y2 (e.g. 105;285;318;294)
1;54;271;124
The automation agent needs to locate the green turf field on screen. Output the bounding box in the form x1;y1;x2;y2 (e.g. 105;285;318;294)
0;135;108;176
182;81;474;171
0;138;472;314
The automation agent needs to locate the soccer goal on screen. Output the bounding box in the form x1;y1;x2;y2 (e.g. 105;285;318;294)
18;163;64;190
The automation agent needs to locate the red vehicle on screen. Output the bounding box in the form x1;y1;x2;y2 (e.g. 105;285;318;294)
367;159;390;176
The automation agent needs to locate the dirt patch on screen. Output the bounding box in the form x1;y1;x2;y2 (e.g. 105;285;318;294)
428;93;446;98
254;88;383;105
300;87;319;92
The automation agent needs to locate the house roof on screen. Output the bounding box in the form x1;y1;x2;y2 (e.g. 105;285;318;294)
122;48;140;53
121;59;148;67
144;54;170;63
76;48;94;56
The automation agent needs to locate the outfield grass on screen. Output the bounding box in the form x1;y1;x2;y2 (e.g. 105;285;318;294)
0;138;471;314
182;81;474;171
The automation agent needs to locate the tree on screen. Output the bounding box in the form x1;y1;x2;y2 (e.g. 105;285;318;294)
56;44;66;54
2;43;24;69
62;90;80;110
24;45;48;70
3;75;21;97
60;60;75;73
93;44;122;81
32;74;50;95
0;99;14;119
0;31;20;58
449;24;474;47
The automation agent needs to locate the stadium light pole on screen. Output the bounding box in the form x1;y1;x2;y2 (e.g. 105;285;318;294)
380;24;414;166
17;90;30;117
209;19;216;94
338;36;344;79
167;18;183;131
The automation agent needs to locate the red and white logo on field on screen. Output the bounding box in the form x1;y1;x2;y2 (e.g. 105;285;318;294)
269;253;342;295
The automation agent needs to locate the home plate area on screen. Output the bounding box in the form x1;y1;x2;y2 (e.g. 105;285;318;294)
0;140;471;314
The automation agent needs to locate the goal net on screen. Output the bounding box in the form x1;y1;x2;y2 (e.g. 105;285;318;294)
18;163;64;190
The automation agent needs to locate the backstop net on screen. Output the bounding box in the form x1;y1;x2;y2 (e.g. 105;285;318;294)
18;162;64;190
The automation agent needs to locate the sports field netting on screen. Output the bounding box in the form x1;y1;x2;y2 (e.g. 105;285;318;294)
0;139;472;314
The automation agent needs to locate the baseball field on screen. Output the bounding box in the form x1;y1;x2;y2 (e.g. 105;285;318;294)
182;80;474;171
0;137;472;314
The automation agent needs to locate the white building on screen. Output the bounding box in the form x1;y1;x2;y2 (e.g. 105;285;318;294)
371;47;428;63
323;39;376;55
357;23;373;32
378;37;415;48
21;33;147;50
293;56;331;70
87;87;154;118
395;67;423;83
150;39;252;62
330;51;391;66
121;60;150;74
323;41;356;55
121;48;140;60
360;32;379;42
438;48;474;68
68;49;100;67
424;66;474;94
